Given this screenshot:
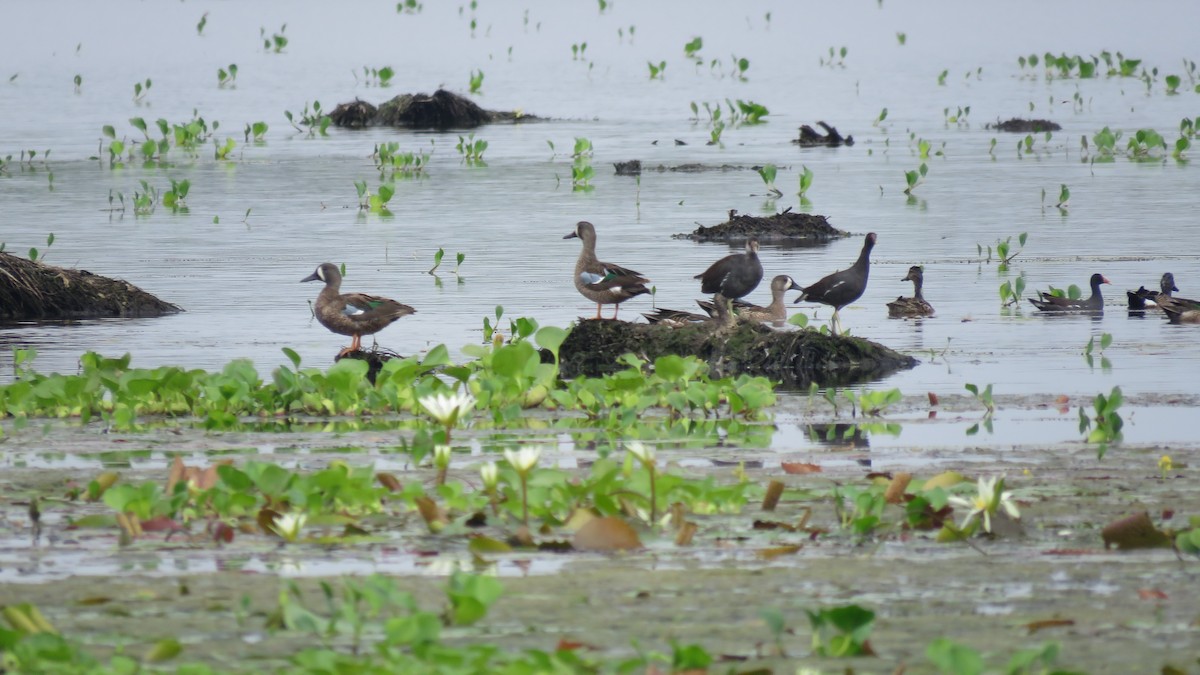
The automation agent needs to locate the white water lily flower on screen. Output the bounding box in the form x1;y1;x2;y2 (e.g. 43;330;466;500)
480;461;499;489
433;444;452;469
418;391;476;426
273;512;307;543
948;476;1019;533
626;441;656;467
504;446;541;475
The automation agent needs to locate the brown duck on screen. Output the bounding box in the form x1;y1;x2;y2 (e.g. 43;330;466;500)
696;274;801;324
887;265;935;318
302;263;415;356
564;221;651;319
1028;273;1109;312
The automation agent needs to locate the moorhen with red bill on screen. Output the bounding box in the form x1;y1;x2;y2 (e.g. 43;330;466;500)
1029;273;1110;312
793;232;876;334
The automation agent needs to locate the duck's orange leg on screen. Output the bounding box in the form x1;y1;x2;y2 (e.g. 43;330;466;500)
595;304;602;319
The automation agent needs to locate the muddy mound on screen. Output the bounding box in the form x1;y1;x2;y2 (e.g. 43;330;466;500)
987;118;1062;133
559;319;916;387
0;253;181;321
330;89;533;129
613;161;758;176
792;122;854;147
677;210;849;243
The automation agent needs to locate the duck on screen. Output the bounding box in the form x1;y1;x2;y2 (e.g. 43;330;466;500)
887;265;935;318
302;263;415;357
793;232;876;334
564;221;651;319
696;274;802;324
1127;272;1177;310
1028;273;1109;312
1158;295;1200;324
694;238;764;321
642;306;720;327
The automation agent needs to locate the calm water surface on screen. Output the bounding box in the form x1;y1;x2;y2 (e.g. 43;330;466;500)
2;0;1199;402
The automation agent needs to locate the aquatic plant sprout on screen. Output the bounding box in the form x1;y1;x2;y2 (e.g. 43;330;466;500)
948;476;1019;533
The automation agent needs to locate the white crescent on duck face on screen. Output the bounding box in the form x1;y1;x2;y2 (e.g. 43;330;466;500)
302;263;415;356
565;220;651;319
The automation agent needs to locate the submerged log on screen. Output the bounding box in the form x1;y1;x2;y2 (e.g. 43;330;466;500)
0;253;181;321
558;319;917;387
677;209;849;244
791;122;854;147
986;118;1061;133
330;89;534;130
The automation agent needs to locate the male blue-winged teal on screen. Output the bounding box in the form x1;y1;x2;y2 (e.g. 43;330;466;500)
696;274;801;324
564;221;651;319
794;232;876;334
1029;273;1109;312
695;238;764;321
887;265;935;318
1127;272;1177;310
302;263;415;356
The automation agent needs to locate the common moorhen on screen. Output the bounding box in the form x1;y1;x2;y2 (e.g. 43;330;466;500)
696;274;802;324
1127;272;1177;310
302;263;416;357
694;238;764;322
887;265;935;318
793;232;876;334
1028;273;1109;312
564;221;651;320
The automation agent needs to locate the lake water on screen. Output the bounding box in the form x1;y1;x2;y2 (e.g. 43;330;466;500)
2;0;1200;402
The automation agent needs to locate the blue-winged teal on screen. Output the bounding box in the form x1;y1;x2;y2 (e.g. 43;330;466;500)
564;221;651;319
794;232;876;334
1127;272;1177;310
697;274;801;324
887;265;935;318
1029;273;1109;312
302;263;415;356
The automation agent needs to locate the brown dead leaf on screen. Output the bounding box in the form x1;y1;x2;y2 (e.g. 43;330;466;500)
140;516;183;533
211;522;235;544
1137;588;1168;600
376;472;402;492
761;480;784;511
556;638;599;652
415;496;447;533
756;544;802;560
675;521;697;546
927;392;939;406
1025;618;1075;634
166;456;228;494
781;462;822;475
753;520;797;532
257;507;281;535
884;472;913;504
1101;512;1172;550
573;516;642;551
1055;394;1070;405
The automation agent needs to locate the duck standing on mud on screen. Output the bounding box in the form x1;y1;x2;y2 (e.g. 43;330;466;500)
794;232;876;334
694;238;764;323
302;263;415;357
564;221;651;320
